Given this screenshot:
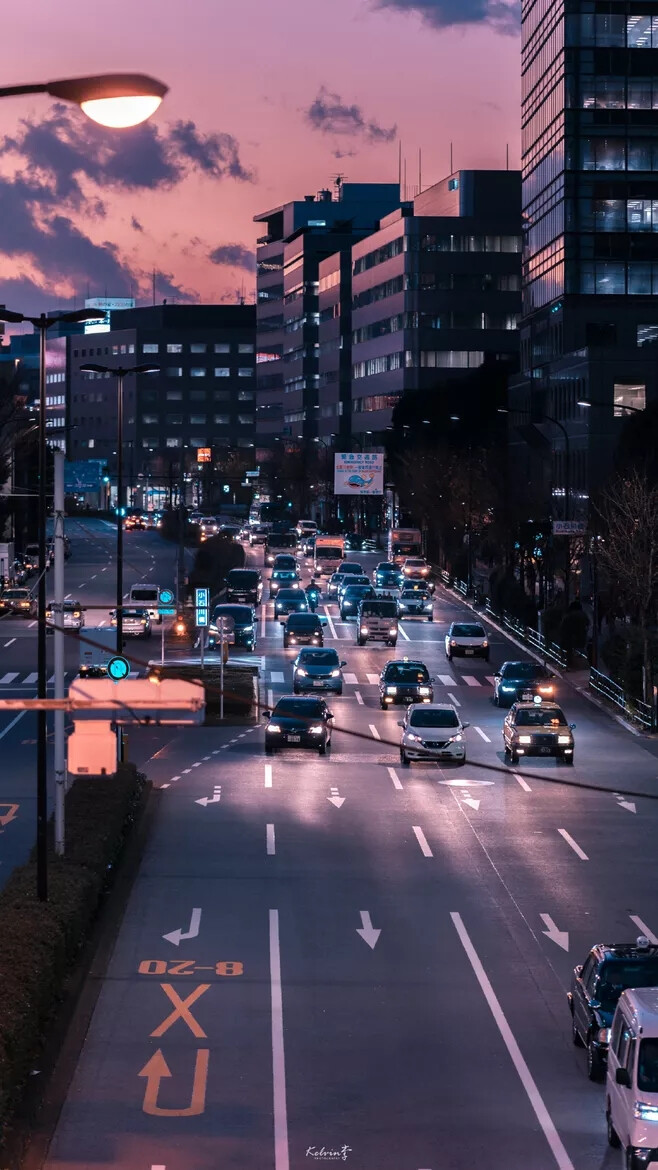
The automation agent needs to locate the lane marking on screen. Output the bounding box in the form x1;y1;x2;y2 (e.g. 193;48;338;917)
438;674;456;686
630;915;658;944
271;671;284;683
369;724;381;740
387;766;403;790
448;692;461;707
265;764;273;788
28;620;37;629
486;675;496;685
323;606;337;639
474;726;491;743
267;688;274;708
0;711;26;740
269;909;290;1170
151;983;209;1038
366;673;379;685
170;775;181;782
0;672;19;685
558;828;589;861
261;602;267;638
514;773;532;792
22;672;38;685
267;823;276;855
413;826;433;857
98;619;105;627
398;624;411;641
451;912;575;1170
344;673;358;685
3;639;15;648
462;675;481;687
355;690;364;705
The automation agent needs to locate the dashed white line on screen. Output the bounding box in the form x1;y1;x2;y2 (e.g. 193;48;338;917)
413;826;433;857
160;783;170;789
267;688;274;708
271;671;284;683
170;775;181;782
630;915;658;944
344;673;358;685
267;823;276;855
28;620;37;629
2;639;15;648
474;726;491;742
323;606;337;639
387;766;403;790
369;724;381;740
0;711;26;739
514;773;532;792
398;624;411;641
448;692;461;707
265;764;273;788
355;690;364;705
439;674;456;686
451;912;576;1170
558;828;589;861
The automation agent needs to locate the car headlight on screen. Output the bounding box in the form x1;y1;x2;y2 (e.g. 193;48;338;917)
557;734;571;744
448;733;464;744
243;625;254;632
538;685;553;694
406;732;422;743
268;723;282;733
419;686;431;695
331;669;340;677
290;636;297;643
296;667;307;676
450;639;457;646
386;685;397;694
73;611;81;618
424;603;433;610
292;583;299;590
388;627;397;635
501;685;516;691
360;625;369;634
634;1101;658;1121
309;724;323;734
276;603;283;610
518;735;532;744
482;640;488;648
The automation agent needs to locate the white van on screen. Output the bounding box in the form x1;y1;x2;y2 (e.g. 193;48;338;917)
607;984;658;1168
128;582;162;622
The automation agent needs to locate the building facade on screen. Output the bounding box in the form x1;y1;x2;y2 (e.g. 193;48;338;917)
514;0;658;516
315;171;522;443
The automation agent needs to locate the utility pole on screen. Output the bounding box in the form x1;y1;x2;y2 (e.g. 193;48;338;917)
177;455;186;608
53;450;66;855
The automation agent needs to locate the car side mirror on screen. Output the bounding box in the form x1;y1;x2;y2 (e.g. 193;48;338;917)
262;710;271;718
494;672;501;679
340;661;347;667
327;711;334;720
616;1068;631;1087
462;721;470;729
397;721;404;727
570;723;576;730
575;965;583;977
320;616;328;625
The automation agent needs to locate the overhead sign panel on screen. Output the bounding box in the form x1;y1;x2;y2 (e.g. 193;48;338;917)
552;521;587;535
64;460;104;493
334;452;384;496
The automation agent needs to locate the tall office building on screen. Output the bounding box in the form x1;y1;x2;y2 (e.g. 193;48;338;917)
254;183;400;453
514;0;658;515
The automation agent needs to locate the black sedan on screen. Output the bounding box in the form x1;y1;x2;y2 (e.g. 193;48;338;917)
263;696;334;754
373;561;403;589
275;588;309;620
339;583;376;620
493;660;556;706
283;613;324;648
209;603;256;651
379;659;434;708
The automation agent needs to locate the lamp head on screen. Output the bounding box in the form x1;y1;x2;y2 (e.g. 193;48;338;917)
46;73;168;128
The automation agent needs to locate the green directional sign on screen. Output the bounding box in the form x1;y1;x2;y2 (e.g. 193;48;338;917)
107;655;131;683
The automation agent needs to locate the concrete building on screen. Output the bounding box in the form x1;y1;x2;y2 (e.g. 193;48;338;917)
512;0;658;519
254;182;400;453
315;171;522;444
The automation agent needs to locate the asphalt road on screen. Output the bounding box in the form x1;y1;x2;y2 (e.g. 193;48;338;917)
31;540;658;1169
0;518;186;885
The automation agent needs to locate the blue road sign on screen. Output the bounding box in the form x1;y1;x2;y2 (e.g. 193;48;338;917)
195;587;209;628
160;589;175;605
107;655;131;683
158;607;176;616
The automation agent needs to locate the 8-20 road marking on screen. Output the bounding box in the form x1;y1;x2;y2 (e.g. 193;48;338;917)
139;960;243;977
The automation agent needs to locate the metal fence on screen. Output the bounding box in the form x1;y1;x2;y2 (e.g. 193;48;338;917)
439;569;567;667
589;667;654;730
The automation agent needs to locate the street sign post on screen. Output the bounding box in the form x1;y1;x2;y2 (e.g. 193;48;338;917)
552;520;587;535
195;587;209;669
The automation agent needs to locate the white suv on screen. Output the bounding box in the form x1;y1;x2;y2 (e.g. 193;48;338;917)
445;621;489;662
398;703;469;766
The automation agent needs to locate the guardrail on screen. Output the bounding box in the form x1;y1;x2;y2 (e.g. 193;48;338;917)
439;569;568;666
590;667;654;730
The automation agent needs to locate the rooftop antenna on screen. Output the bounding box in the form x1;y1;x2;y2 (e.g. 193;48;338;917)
506;143;509;170
152;269;156;306
450;141;453;174
398;140;402;196
418;148;422;196
330;173;346;200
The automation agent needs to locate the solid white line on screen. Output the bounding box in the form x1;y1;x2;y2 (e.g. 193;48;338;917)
474;726;491;743
630;915;658;944
265;764;273;788
3;639;15;648
387;766;403;790
0;710;26;740
462;675;482;687
451;912;575;1170
558;828;589;861
398;624;411;641
514;773;532;793
267;823;276;855
271;671;284;683
267;688;274;709
323;606;337;639
344;673;358;685
261;602;267;638
366;673;379;685
369;724;381;740
439;674;456;686
355;690;364;705
269;909;290;1170
413;826;433;857
28;620;37;629
448;692;461;707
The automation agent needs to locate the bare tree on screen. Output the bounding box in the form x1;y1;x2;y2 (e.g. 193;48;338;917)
596;470;658;703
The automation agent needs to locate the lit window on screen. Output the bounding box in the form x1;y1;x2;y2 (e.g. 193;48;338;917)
214;343;230;353
166;437;181;447
167;367;183;377
190;367;207;377
214;367;230;377
166;390;182;401
637;324;658;346
190;414;206;425
88;438;95;448
143;343;159;353
614;383;646;415
214;414;230;425
238;367;254;377
238;413;253;425
190;343;207;353
142;414;158;425
238;343;254;353
167;343;182;353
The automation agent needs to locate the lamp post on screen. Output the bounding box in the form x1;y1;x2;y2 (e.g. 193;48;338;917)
80;364;159;654
0;72;167;127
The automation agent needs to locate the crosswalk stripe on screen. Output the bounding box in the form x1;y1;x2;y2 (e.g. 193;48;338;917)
366;673;379;685
343;673;358;685
438;674;456;686
22;672;38;685
0;672;18;685
270;671;285;683
486;675;495;685
462;675;482;687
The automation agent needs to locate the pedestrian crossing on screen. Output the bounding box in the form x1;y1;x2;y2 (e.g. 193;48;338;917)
265;670;496;688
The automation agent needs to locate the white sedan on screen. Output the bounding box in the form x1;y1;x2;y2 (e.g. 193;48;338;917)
398;703;469;766
445;621;489;662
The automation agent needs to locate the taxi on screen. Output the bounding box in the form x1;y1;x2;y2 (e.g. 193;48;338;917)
502;697;575;764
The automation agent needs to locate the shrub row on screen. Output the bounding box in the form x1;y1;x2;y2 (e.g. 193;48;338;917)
0;763;148;1143
152;661;256;717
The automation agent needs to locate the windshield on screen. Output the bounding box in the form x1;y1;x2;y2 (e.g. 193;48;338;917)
274;557;296;567
339;563;363;573
287;615;319;629
638;1039;658;1092
393;543;421;555
123;609;148;618
274;699;325;717
385;664;429;683
410;709;460;728
228;571;259;585
514;708;568;727
361;602;398;616
213;606;252;623
452;624;485;637
267;535;297;548
131;587;158;602
273;571;296;580
316;546;343;557
401;590;429;599
503;662;547;679
278;590;305;601
377;563;397;572
298;649;339;665
4;590;29;599
597;961;658;1012
344;586;374;598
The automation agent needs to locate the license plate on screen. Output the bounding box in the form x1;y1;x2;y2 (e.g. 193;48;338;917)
521;691;532;700
312;681;324;687
465;649;474;655
287;734;301;743
540;746;551;754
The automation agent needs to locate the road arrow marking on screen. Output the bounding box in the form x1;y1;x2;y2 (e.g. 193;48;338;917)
139;1048;209;1117
462;797;480;811
629;915;658;944
0;803;19;827
540;913;569;952
328;786;345;808
163;907;202;947
356;910;381;949
195;785;221;807
616;796;636;814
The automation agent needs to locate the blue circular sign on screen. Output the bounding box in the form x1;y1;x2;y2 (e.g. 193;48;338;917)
107;655;130;682
160;589;174;605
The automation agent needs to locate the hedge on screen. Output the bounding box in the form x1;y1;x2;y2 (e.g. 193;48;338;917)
0;763;148;1144
151;661;256;718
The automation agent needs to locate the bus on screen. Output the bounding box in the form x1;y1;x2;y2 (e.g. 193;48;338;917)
387;528;423;566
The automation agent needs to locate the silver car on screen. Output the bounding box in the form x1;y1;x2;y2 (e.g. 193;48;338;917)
399;703;469;766
46;599;85;631
111;607;152;638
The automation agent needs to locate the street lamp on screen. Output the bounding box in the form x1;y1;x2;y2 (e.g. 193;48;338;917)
577;397;645;416
0;73;168;127
80;364;159;654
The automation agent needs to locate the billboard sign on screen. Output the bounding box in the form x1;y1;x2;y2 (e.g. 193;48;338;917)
64;460;104;493
552;520;587;535
334;452;384;496
197;447;212;463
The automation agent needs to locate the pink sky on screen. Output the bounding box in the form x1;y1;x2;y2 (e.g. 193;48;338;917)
0;0;520;314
